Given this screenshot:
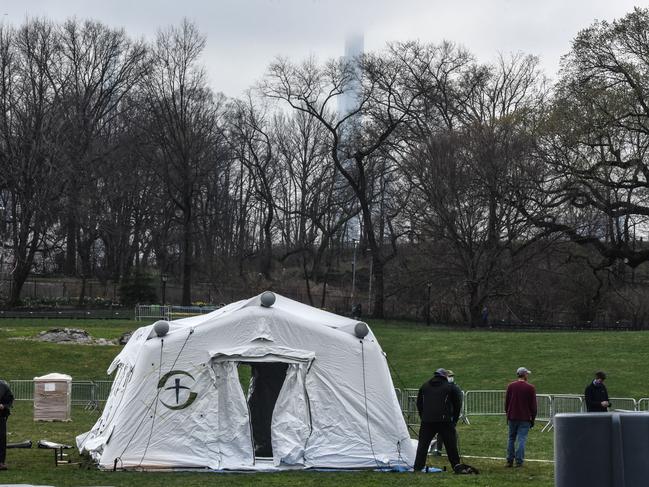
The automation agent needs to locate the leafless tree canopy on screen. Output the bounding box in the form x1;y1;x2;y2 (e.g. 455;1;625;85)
3;11;649;326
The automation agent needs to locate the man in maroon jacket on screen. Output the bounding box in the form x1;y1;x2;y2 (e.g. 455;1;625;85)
504;367;536;468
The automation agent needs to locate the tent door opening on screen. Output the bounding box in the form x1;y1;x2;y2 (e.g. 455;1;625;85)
244;362;289;458
211;346;314;467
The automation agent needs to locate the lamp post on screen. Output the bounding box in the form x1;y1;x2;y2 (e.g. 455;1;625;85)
426;282;432;326
161;273;168;305
351;239;358;304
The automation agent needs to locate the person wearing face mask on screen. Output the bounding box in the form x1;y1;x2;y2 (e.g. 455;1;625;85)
584;371;610;412
413;368;463;472
432;370;459;456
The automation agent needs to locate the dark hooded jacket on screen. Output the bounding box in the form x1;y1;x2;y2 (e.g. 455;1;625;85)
0;380;13;417
585;380;609;412
416;375;463;423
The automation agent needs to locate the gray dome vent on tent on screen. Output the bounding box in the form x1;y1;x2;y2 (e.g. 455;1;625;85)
153;320;170;337
354;322;369;339
260;291;276;307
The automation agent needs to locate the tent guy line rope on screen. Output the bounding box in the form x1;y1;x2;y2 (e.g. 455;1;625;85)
168;327;195;372
360;339;382;469
383;354;415;469
136;336;167;467
136;327;196;468
385;355;420;437
116;345;168;467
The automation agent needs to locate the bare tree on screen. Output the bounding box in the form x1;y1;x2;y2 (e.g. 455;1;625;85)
228;95;279;279
143;19;220;305
51;19;147;287
0;21;64;306
521;8;649;270
402;50;548;325
273;110;358;305
262;48;423;317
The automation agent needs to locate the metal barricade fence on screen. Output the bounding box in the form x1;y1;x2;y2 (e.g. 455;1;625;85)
536;394;552;423
135;305;220;321
552;394;583;414
94;381;114;404
9;381;649;423
10;380;34;401
541;394;582;431
637;398;649;411
71;380;96;408
135;305;171;321
610;397;637;412
168;306;218;320
464;390;505;419
9;380;114;408
401;388;420;428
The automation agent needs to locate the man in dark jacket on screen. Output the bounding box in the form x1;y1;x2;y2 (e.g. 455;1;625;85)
413;368;462;472
585;371;610;412
0;379;14;470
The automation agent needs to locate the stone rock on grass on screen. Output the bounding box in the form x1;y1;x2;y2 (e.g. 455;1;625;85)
35;328;116;345
118;330;133;345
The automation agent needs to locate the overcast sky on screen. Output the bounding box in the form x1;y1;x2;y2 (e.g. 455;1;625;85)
3;1;643;98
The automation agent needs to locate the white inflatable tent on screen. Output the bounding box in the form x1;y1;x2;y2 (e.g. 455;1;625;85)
77;292;415;470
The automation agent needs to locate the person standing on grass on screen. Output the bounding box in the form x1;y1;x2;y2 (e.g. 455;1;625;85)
0;379;14;471
505;367;536;468
584;371;610;412
433;369;459;456
413;368;463;472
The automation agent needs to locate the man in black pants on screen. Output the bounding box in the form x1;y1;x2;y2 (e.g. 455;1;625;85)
0;379;14;470
413;368;462;472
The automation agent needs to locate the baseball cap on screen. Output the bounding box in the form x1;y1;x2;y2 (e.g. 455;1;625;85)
434;368;448;377
446;370;455;377
516;367;531;376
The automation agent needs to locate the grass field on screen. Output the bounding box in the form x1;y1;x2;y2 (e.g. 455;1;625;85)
1;317;647;486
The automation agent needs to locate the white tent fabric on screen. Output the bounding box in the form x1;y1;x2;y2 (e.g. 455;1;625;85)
77;293;415;470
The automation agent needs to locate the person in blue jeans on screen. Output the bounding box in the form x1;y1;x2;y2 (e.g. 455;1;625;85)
504;367;536;467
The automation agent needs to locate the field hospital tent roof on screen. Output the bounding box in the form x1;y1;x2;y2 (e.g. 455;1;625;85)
77;292;415;471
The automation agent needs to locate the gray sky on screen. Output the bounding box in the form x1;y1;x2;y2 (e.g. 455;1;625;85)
3;0;644;98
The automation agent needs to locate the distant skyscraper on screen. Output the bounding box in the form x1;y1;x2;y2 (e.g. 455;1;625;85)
338;33;364;243
339;33;364;118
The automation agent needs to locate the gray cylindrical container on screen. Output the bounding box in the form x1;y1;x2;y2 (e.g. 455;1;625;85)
555;412;649;487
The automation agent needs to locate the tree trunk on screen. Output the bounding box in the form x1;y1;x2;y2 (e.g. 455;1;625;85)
302;255;314;306
77;238;93;306
64;208;77;276
260;206;273;279
467;281;481;327
182;211;192;306
8;264;29;307
372;255;385;319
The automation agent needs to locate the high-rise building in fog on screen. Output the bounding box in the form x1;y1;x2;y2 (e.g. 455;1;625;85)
338;33;364;244
338;33;364;117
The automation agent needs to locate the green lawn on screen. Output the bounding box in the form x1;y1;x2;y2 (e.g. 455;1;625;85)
1;317;646;486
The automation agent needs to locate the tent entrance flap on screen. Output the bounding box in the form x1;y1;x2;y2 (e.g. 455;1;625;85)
246;362;289;457
210;346;314;467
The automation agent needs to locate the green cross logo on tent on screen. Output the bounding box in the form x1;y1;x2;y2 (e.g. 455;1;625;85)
157;370;198;410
